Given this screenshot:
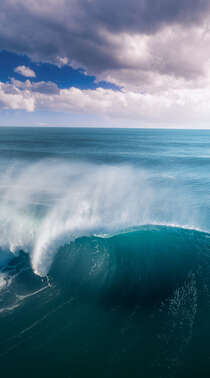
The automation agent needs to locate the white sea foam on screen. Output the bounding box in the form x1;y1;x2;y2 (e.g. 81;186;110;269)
0;272;13;291
0;273;7;291
0;160;203;276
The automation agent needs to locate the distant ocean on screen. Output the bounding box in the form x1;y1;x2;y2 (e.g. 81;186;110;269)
1;127;210;377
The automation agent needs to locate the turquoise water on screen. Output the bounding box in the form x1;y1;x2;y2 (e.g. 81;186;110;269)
1;127;210;377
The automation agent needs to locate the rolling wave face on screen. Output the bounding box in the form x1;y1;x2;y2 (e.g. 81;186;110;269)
49;226;207;307
0;160;201;276
1;225;210;378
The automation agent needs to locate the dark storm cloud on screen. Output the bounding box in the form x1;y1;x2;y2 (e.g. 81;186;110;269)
0;0;209;86
81;0;210;33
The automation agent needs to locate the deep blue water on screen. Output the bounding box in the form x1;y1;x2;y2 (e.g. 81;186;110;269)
1;127;210;377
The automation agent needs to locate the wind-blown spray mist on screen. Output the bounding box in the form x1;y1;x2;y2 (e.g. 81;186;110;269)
0;159;200;276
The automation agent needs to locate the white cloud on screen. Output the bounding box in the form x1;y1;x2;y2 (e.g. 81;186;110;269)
14;66;36;78
1;79;210;127
94;23;210;92
0;82;35;112
55;56;69;67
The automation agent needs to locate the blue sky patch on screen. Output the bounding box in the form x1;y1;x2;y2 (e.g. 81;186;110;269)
0;50;119;91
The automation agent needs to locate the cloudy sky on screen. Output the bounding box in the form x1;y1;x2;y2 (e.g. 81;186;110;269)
1;0;210;128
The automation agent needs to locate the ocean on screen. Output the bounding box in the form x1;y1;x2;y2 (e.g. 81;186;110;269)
1;127;210;377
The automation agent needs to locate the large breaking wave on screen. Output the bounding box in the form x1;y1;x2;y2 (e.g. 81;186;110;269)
1;225;210;311
0;159;203;276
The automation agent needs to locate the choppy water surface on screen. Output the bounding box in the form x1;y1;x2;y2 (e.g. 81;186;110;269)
1;127;210;377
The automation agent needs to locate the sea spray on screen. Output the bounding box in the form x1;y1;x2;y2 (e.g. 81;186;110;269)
0;159;200;276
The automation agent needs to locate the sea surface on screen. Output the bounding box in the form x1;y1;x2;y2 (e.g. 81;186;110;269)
1;127;210;377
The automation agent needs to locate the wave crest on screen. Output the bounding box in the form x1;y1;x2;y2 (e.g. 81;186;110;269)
0;160;202;276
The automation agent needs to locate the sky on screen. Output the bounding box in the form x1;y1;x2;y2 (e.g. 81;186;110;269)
0;0;210;128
